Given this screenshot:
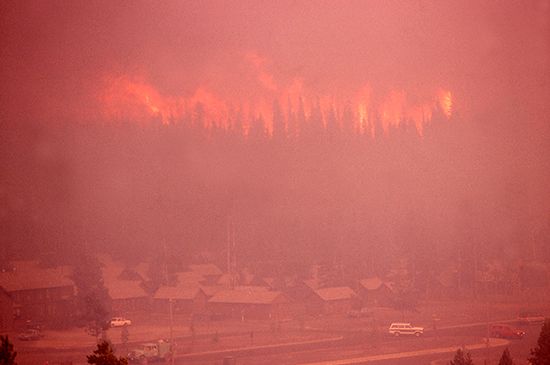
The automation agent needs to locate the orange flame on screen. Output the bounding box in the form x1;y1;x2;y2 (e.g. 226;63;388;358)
439;89;453;118
100;55;454;137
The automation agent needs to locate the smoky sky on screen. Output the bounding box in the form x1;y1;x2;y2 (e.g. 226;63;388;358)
1;0;549;125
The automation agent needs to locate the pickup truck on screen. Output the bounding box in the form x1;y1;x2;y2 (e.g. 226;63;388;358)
128;340;171;363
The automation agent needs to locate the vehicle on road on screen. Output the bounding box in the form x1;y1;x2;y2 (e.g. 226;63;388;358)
18;328;43;341
388;322;424;337
128;340;171;363
517;312;545;325
110;317;132;327
490;324;525;339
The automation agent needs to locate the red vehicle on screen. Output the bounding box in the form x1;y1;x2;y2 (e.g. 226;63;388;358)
490;324;525;339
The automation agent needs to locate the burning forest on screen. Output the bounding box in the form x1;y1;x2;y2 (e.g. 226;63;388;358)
1;1;549;365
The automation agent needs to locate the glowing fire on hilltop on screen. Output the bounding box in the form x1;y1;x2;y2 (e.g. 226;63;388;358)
101;74;453;137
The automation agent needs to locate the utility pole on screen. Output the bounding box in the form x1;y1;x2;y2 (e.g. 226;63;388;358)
226;215;236;289
169;298;175;365
162;239;169;285
227;216;231;286
485;298;490;365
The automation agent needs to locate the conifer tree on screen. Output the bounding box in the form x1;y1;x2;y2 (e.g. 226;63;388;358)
72;252;111;333
0;336;17;365
498;348;514;365
272;99;285;140
529;318;550;365
87;340;127;365
450;348;474;365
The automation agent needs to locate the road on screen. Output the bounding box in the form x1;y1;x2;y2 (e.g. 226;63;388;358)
175;322;542;365
13;320;542;365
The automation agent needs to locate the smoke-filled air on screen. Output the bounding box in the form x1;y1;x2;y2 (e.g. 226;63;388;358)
1;1;549;365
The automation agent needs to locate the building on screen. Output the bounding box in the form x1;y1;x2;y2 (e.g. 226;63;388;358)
153;286;207;315
207;289;292;320
188;264;223;285
0;261;75;327
357;277;394;306
106;279;150;313
314;286;358;315
101;259;150;313
0;287;14;330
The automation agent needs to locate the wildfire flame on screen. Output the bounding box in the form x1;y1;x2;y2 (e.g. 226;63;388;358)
100;53;453;137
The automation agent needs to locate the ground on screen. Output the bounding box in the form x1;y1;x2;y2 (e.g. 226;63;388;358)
6;297;549;365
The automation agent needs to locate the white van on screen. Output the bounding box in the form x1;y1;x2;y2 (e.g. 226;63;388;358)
388;322;424;337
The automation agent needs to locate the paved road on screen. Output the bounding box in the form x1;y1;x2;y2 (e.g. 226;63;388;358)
175;321;543;365
13;318;543;365
295;338;510;365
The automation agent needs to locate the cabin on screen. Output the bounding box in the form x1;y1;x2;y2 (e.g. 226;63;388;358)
0;261;75;327
314;286;358;315
357;277;394;306
101;260;150;313
106;279;150;313
153;286;207;315
207;289;292;320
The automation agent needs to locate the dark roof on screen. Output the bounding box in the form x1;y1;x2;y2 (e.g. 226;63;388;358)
154;286;204;300
199;285;226;297
105;279;148;300
359;277;385;290
0;261;74;292
315;287;356;301
208;289;288;304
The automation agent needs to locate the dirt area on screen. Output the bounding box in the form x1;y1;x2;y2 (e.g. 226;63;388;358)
9;298;550;365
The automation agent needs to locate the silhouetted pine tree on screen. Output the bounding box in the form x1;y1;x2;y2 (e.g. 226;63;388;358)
0;335;17;365
305;98;323;140
272;99;285;140
325;105;338;140
71;252;111;331
341;103;354;137
296;97;306;139
529;318;550;365
248;114;266;142
498;348;514;365
286;97;297;139
317;260;341;288
449;348;474;365
87;340;127;365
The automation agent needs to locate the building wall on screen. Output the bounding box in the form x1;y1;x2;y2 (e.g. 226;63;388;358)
153;293;206;316
358;287;393;306
0;291;14;330
112;297;150;314
323;298;354;315
207;302;270;320
207;301;293;320
10;286;75;326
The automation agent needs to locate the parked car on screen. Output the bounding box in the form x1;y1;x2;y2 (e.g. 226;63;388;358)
128;340;171;363
490;324;525;339
388;322;424;337
18;329;43;341
517;312;545;325
110;317;132;327
24;320;42;331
